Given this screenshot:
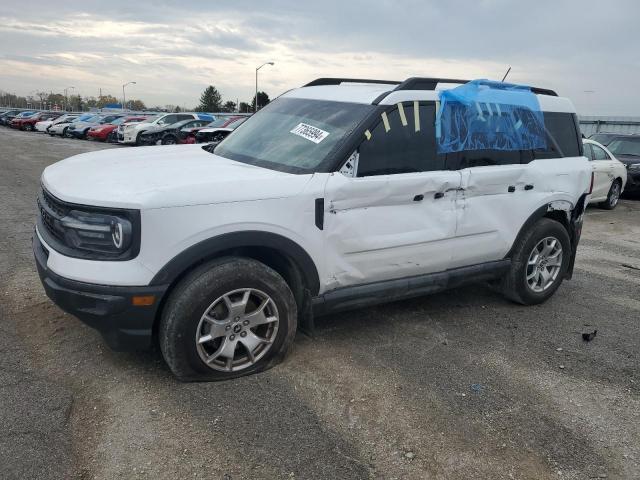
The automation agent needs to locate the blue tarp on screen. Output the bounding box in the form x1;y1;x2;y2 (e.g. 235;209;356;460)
435;79;547;154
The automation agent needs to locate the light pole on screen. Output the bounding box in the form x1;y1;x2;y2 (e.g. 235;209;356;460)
64;86;75;111
255;62;274;112
122;81;136;110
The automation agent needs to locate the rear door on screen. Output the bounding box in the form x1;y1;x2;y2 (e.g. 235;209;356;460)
323;102;461;289
589;142;615;199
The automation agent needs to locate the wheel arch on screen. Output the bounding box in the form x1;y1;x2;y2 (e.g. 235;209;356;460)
505;201;572;260
150;231;320;333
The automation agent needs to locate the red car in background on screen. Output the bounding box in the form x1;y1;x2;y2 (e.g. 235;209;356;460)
11;112;61;131
87;116;148;142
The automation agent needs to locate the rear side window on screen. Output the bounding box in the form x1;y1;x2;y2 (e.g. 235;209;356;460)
357;102;444;176
583;143;594;161
533;112;582;159
591;144;610;160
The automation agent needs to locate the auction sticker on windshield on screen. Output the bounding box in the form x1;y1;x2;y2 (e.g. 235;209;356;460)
290;123;330;144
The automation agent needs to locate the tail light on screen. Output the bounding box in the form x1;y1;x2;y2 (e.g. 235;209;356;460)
587;172;594;194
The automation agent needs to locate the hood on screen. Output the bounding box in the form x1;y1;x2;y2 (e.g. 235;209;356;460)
41;144;312;210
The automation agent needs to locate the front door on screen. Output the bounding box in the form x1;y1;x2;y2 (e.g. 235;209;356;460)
322;101;461;291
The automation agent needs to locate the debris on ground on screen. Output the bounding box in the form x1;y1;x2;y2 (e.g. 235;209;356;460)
582;328;598;342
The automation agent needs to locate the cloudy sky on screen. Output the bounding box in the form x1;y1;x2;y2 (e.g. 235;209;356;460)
0;0;638;114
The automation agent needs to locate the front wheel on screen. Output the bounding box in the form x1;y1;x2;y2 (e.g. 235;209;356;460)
159;257;297;381
161;134;177;145
502;218;571;305
599;180;621;210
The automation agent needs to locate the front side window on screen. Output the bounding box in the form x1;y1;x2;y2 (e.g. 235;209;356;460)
157;115;177;126
357;102;443;176
214;97;374;174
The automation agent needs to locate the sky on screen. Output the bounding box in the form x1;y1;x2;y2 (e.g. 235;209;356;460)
0;0;638;115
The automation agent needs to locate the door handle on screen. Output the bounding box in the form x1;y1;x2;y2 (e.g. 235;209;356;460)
433;192;444;199
524;184;534;191
413;194;424;202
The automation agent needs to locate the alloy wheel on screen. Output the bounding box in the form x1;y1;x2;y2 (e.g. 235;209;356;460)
609;182;620;207
526;236;563;293
195;288;279;372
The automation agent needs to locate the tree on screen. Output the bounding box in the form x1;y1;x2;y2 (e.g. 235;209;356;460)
222;100;237;113
197;85;222;112
250;91;270;111
128;99;146;111
238;102;251;113
97;94;119;108
173;105;182;113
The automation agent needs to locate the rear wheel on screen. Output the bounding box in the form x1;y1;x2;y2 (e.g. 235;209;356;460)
62;127;69;137
502;218;571;305
599;179;621;210
159;257;297;381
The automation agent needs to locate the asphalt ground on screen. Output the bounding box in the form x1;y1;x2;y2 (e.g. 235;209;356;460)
1;126;639;479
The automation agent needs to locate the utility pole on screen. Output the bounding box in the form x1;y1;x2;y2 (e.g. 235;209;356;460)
255;62;274;112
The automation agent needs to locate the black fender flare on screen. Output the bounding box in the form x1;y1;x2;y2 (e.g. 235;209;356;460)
149;230;321;295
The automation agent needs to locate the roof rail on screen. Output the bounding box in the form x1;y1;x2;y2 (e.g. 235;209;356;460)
304;78;401;87
393;77;558;97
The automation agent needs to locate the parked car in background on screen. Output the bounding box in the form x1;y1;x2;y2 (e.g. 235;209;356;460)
119;113;213;145
139;119;212;145
36;114;79;133
588;132;626;146
48;113;95;137
583;139;627;209
607;135;640;193
69;114;123;139
0;110;27;126
195;116;249;143
87;116;148;142
8;111;37;128
13;111;61;131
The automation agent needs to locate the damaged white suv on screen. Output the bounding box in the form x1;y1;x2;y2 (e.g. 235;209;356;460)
34;77;591;381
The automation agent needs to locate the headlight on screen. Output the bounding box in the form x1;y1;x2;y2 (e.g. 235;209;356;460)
37;188;140;260
60;210;133;254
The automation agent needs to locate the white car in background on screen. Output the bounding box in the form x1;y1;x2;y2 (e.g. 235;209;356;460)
583;138;627;209
118;113;213;145
35;114;78;133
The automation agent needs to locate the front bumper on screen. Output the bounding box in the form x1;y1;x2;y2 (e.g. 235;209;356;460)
33;232;168;351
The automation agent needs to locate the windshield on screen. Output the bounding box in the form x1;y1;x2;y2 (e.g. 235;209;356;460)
206;117;235;128
214;98;374;173
608;138;640;157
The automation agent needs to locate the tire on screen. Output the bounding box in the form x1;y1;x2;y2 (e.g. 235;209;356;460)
159;257;297;382
599;179;621;210
501;218;571;305
161;134;177;145
62;127;69;137
135;131;145;146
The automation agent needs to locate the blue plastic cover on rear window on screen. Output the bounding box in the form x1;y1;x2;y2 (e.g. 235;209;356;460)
435;79;546;154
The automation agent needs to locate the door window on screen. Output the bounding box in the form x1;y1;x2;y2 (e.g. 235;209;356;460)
157;115;177;125
357;102;444;176
583;143;594;161
591;144;610;160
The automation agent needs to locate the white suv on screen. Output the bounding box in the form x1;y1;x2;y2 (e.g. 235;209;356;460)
118;112;212;145
34;77;591;381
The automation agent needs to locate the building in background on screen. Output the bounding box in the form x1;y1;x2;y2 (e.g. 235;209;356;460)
579;116;640;136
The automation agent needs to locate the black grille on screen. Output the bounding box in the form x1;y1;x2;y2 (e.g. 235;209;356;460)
37;189;68;242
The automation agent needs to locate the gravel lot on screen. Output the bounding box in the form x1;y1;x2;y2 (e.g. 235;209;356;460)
1;127;639;480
